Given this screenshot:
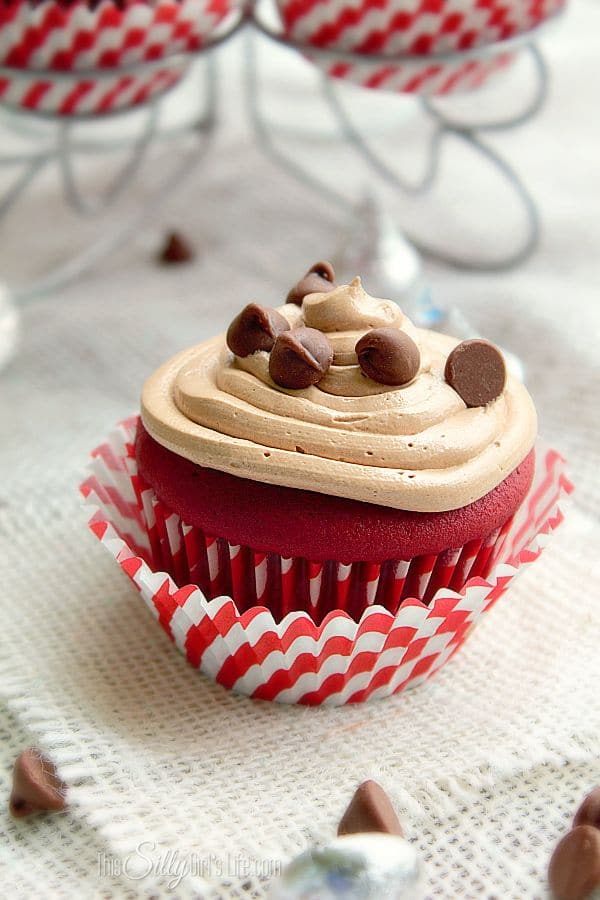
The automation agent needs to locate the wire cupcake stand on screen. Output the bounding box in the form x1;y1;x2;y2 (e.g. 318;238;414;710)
0;1;561;306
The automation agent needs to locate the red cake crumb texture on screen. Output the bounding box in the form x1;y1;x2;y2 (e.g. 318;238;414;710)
135;420;535;564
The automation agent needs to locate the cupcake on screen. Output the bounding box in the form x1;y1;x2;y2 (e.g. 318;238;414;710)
136;264;537;625
274;0;566;95
0;0;237;115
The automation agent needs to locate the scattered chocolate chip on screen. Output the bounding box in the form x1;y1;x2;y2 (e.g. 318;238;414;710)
549;826;600;900
444;338;506;408
158;230;194;265
226;303;290;358
356;328;420;387
338;781;404;838
574;788;600;831
10;748;66;817
286;261;336;305
269;327;333;390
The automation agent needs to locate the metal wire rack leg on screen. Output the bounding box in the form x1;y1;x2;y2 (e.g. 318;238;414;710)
0;153;50;219
245;23;549;272
57;101;161;217
324;83;542;270
244;28;356;215
422;44;549;133
0;57;219;303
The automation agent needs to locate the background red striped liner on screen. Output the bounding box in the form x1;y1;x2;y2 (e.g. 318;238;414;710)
0;0;238;115
81;416;572;705
275;0;565;94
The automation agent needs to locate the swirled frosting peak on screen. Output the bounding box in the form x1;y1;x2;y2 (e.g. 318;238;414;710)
303;276;401;331
141;279;537;512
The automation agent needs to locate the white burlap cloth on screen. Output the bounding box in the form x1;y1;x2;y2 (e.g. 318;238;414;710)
1;3;600;896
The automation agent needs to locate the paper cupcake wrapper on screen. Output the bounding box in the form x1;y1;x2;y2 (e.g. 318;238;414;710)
114;491;515;623
81;416;572;705
306;51;515;95
276;0;565;95
0;0;237;114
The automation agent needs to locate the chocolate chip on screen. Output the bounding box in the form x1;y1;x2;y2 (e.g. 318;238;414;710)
10;748;66;817
355;328;420;386
269;327;333;389
574;788;600;830
444;339;506;407
308;260;335;282
549;826;600;900
338;781;404;838
226;303;290;358
286;261;336;305
158;230;194;264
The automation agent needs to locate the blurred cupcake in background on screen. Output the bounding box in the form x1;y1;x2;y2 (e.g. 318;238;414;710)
274;0;567;94
0;0;241;115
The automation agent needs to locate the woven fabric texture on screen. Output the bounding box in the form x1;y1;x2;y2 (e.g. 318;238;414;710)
1;2;600;896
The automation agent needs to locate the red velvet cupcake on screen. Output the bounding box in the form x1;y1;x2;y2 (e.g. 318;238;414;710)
136;266;537;625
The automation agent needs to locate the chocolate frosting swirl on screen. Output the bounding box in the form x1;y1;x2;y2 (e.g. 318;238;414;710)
141;278;537;512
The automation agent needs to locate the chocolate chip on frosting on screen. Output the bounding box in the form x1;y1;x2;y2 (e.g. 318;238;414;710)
548;826;600;900
226;303;290;358
286;261;336;305
10;748;66;817
356;328;420;386
444;339;506;408
338;781;404;838
269;326;333;389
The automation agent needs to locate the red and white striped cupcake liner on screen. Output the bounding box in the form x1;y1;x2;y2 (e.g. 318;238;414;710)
0;0;239;115
275;0;565;94
81;416;572;705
